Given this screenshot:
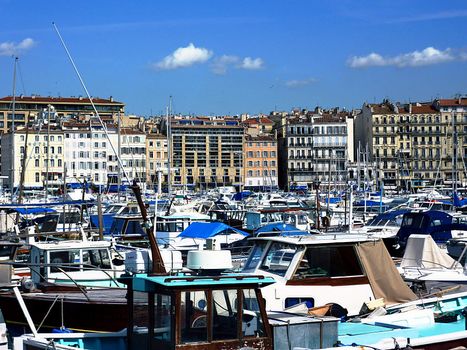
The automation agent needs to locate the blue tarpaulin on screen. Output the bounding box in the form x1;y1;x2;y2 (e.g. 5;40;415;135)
0;200;95;209
255;223;309;236
178;222;249;239
14;208;57;215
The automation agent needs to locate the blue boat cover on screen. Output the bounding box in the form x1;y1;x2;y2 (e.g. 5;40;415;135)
366;209;410;225
255;223;308;236
178;222;249;239
14;208;57;215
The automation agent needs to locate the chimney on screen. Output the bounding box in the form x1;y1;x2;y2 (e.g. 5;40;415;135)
110;96;114;102
409;103;412;114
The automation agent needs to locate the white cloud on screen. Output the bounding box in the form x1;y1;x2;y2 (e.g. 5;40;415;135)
154;43;213;70
0;38;36;56
211;55;265;74
211;55;240;75
240;57;264;70
285;78;317;88
348;47;458;68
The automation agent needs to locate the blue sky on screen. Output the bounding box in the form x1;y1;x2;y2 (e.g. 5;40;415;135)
0;0;466;116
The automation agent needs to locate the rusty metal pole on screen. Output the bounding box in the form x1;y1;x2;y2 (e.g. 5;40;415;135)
131;180;166;275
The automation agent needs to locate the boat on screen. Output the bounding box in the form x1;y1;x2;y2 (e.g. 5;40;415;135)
336;291;467;349
399;234;467;291
242;234;417;316
392;210;467;256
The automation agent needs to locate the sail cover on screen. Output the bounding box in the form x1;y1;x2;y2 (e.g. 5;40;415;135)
401;234;462;269
356;240;417;305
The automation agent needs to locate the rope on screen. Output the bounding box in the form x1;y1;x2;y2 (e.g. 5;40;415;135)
37;295;60;331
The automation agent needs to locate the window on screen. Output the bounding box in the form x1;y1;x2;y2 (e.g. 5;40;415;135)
243;242;267;271
49;250;80;272
35;159;39;167
293;245;363;279
82;249;111;269
212;289;238;340
58;146;62;154
181;291;208;343
259;242;297;277
35;172;40;182
58;159;62;167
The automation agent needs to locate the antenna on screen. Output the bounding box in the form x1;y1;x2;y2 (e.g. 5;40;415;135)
52;22;131;185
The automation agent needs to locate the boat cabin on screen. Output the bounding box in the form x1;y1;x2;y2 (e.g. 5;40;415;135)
396;210;467;252
29;240;120;288
154;213;211;245
125;273;274;350
242;235;416;315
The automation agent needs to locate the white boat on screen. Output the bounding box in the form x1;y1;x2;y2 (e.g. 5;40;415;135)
242;234;416;315
399;234;467;286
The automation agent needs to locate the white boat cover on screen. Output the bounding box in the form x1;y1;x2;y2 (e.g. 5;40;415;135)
356;240;417;305
401;234;462;270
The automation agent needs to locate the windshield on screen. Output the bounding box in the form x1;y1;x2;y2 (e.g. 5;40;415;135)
259;242;298;277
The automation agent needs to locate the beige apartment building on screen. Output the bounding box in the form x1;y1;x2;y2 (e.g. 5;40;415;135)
1;127;65;190
146;133;168;189
355;98;467;189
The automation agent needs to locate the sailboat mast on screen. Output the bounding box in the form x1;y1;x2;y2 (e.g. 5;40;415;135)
10;57;18;195
167;97;172;196
452;110;458;199
45;104;51;201
117;109;121;199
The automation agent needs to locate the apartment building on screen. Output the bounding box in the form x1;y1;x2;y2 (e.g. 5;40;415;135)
280;109;352;190
244;134;278;189
1;127;65;190
146;133;168;188
0;95;124;133
170;118;244;189
355;98;467;189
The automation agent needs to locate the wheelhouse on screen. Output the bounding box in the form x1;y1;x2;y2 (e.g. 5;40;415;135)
125;274;274;350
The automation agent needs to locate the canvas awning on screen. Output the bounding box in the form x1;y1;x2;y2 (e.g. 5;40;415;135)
356;240;417;305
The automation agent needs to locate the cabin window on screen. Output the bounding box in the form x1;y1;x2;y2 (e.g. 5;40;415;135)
212;289;238;340
181;291;208;343
293;245;363;279
242;289;266;337
82;249;111;269
259;242;297;277
243;242;267;271
49;250;80;272
154;294;172;344
285;297;314;308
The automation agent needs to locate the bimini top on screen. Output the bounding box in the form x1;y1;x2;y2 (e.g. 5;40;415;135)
178;222;249;239
131;273;275;293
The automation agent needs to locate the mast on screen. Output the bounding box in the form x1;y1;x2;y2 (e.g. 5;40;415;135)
452;109;458;202
17;126;29;204
167;97;172;196
45;105;51;201
131;180;166;275
10;57;18;195
117;109;121;199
